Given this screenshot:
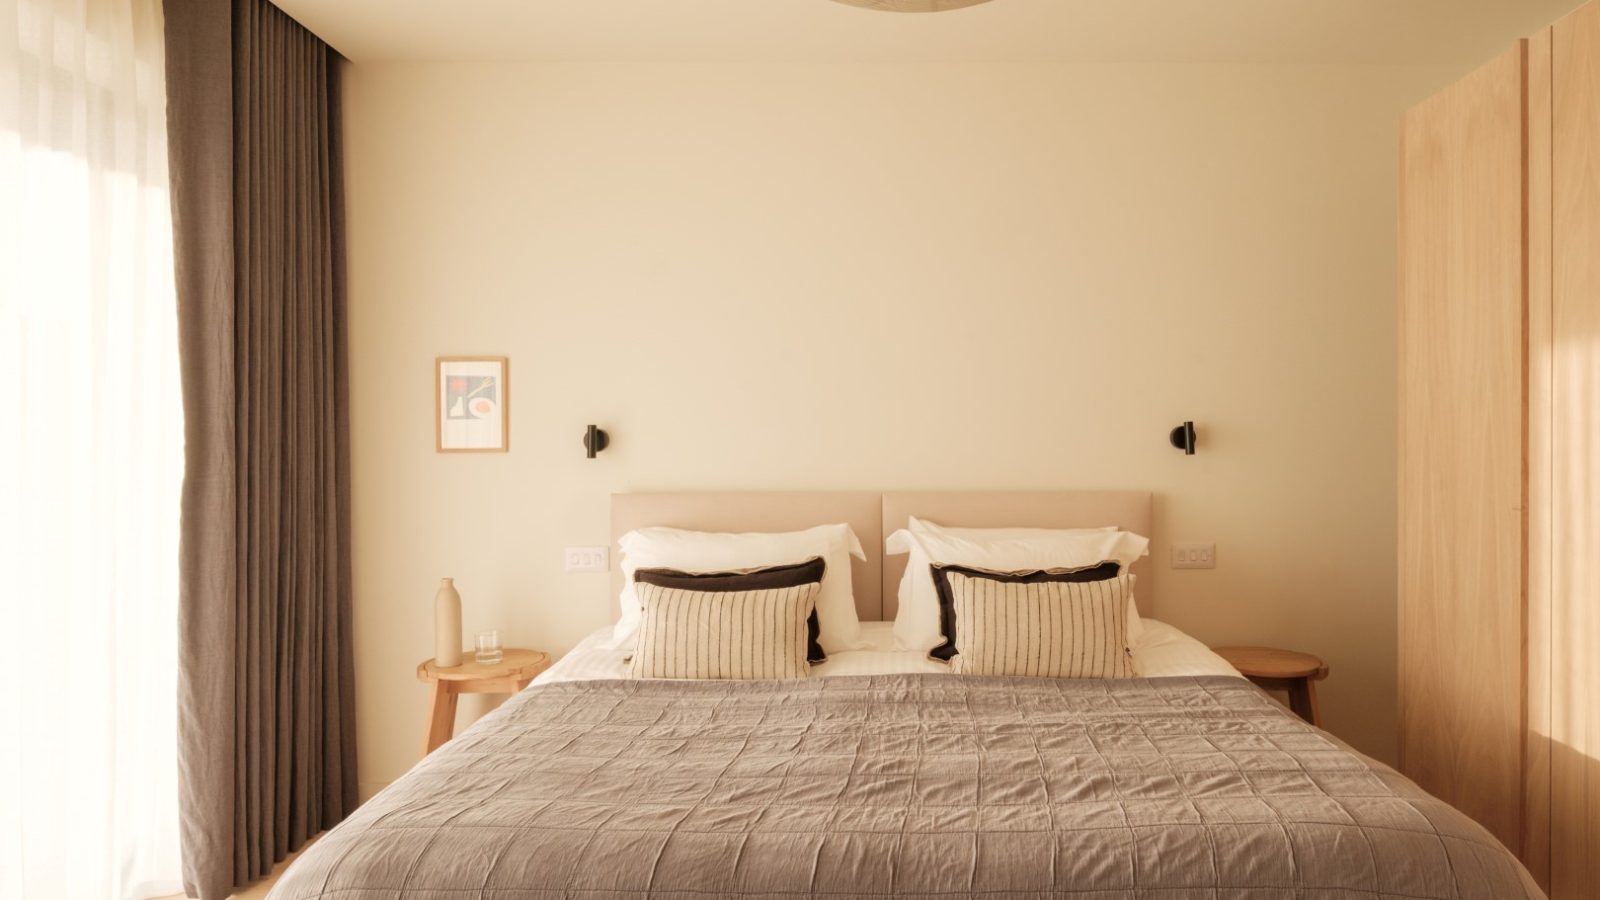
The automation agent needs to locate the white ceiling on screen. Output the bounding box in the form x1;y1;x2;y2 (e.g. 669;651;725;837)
272;0;1580;66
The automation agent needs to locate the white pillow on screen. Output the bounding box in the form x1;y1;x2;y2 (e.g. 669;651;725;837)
887;525;1150;654
612;523;867;654
908;516;1117;542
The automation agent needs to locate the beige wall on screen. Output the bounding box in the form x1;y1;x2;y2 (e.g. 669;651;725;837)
342;60;1455;798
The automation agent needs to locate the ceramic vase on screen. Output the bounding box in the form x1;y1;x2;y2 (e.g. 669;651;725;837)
434;577;463;667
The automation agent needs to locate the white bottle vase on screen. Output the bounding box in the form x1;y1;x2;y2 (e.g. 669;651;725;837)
435;578;463;667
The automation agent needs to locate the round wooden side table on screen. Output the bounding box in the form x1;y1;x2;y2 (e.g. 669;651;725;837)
416;648;550;755
1212;645;1329;727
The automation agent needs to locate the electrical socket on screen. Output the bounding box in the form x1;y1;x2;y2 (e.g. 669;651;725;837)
564;546;609;573
1169;543;1216;570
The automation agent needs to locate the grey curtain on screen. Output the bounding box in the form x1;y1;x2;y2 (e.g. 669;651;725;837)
162;1;357;896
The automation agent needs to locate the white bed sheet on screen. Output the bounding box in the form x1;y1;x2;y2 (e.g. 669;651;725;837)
534;619;1240;685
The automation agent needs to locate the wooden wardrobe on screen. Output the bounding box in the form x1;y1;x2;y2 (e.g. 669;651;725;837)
1399;1;1600;896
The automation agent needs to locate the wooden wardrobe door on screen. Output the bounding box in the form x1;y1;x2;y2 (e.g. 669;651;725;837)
1527;25;1554;893
1398;42;1529;852
1549;3;1600;895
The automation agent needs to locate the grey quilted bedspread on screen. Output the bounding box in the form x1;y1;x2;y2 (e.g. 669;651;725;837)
270;675;1542;899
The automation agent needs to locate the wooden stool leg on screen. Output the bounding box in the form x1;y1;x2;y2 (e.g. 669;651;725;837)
423;682;459;756
1287;678;1320;727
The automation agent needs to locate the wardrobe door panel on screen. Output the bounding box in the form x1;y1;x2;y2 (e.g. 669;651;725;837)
1527;24;1554;894
1551;3;1600;895
1398;43;1528;852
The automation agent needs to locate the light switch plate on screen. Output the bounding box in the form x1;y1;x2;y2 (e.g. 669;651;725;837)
564;546;609;573
1170;543;1216;570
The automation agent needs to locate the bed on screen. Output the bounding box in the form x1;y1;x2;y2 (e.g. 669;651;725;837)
269;491;1543;899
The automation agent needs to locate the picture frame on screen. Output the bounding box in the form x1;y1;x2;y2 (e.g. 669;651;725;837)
436;356;509;452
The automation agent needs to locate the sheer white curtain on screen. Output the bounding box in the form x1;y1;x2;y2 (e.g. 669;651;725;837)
0;0;184;898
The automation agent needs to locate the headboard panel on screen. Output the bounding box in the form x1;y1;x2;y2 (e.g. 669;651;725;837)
609;490;1154;623
881;491;1154;619
609;492;885;621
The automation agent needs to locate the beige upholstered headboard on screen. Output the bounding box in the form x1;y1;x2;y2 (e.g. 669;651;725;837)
610;490;1154;622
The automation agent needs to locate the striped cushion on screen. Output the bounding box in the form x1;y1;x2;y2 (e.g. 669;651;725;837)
629;581;819;679
928;560;1121;662
633;557;828;663
943;569;1135;678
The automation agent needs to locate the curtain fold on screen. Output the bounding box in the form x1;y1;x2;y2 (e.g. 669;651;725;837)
163;1;356;896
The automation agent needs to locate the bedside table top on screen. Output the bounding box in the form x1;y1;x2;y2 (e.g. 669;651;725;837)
417;648;551;683
1212;646;1328;680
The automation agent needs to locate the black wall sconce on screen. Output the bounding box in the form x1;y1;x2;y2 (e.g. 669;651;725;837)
1169;421;1196;455
583;424;610;459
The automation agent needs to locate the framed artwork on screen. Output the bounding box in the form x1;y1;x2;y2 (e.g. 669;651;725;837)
437;356;508;452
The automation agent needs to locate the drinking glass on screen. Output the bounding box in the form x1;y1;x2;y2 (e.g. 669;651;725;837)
475;629;503;665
